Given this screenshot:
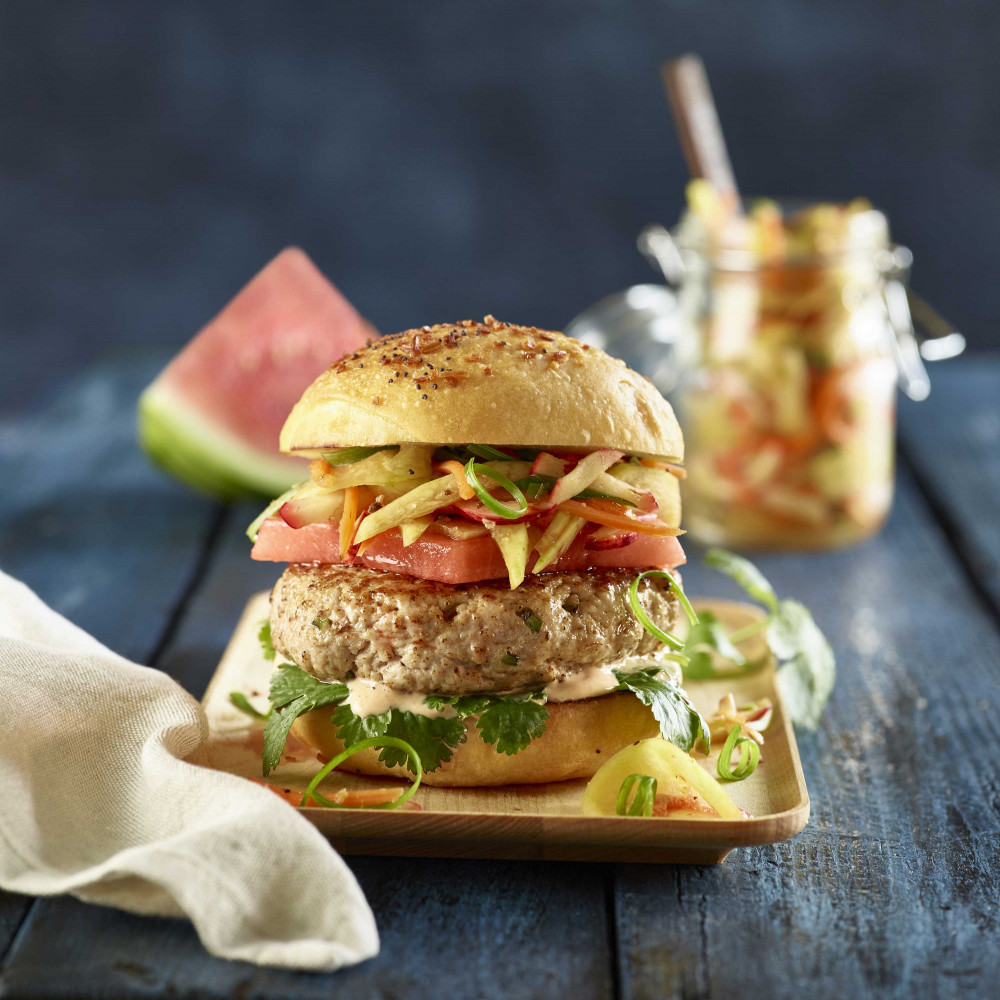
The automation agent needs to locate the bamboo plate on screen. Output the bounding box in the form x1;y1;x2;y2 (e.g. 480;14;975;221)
201;592;809;864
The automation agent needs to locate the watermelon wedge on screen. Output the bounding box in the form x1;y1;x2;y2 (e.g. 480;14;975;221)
138;247;376;499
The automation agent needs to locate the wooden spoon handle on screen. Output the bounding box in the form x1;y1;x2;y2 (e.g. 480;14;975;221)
662;54;740;204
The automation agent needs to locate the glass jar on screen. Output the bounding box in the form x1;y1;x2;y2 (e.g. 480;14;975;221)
646;195;913;550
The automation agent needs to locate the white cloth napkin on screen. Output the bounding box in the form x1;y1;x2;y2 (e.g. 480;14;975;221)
0;569;379;971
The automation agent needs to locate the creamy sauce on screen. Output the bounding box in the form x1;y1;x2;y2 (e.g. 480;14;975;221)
345;654;681;718
345;678;453;719
543;665;619;703
544;653;681;703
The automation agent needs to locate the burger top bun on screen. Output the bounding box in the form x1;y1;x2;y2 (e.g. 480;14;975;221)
279;316;684;461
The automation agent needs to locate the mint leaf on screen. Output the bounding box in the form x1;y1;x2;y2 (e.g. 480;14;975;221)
704;549;779;613
768;599;835;729
614;667;710;752
333;704;467;774
258;619;276;661
263;665;348;775
475;699;549;756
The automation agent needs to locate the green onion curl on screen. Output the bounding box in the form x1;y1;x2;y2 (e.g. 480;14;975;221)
717;724;760;781
628;569;698;652
301;737;423;809
615;774;658;817
464;458;529;520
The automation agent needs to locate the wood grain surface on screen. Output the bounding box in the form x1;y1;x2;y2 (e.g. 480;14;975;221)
1;354;999;999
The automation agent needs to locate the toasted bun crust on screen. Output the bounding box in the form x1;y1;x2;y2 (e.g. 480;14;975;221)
290;692;660;787
279;316;683;461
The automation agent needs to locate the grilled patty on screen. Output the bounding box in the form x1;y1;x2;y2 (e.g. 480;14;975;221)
269;564;681;695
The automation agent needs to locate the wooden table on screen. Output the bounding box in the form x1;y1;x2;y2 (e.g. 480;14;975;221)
1;354;998;999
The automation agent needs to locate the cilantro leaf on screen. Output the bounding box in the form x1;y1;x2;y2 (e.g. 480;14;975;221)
704;549;779;613
700;550;836;728
687;609;747;665
768;599;836;729
333;704;467;774
425;691;550;757
682;608;750;679
262;665;347;775
475;699;549;756
258;619;276;661
445;695;494;717
614;667;710;753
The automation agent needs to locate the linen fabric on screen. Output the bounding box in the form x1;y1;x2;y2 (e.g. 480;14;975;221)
0;569;378;970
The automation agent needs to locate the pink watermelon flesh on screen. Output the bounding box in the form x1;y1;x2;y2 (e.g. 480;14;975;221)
156;247;374;454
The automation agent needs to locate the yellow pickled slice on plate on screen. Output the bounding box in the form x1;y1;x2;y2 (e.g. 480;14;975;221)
582;738;745;820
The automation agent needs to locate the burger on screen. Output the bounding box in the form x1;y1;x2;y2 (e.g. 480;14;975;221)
248;315;706;787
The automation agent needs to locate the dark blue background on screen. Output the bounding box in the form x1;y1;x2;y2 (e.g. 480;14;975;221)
2;1;997;415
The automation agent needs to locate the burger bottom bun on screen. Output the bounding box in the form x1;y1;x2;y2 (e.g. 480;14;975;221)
290;692;660;787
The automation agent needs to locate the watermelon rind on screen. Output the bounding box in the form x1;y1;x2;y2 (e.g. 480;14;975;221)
138;380;307;501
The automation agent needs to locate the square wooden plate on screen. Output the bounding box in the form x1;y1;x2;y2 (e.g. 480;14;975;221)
201;592;809;864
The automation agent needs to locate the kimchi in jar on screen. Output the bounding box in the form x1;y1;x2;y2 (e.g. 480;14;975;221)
674;184;899;549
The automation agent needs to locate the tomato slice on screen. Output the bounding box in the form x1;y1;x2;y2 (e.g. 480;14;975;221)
251;516;685;584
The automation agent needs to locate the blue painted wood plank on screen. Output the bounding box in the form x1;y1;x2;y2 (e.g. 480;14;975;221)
0;353;221;660
0;356;224;976
615;466;1000;1000
0;861;614;999
897;357;1000;616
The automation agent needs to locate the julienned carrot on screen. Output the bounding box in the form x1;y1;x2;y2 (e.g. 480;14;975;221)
339;485;359;561
250;778;421;810
557;499;684;536
303;786;422;809
813;366;859;444
248;779;306;806
638;457;687;480
436;460;476;499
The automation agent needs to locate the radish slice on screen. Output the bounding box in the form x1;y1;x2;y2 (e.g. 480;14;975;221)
585;526;638;550
279;491;344;529
547;449;624;508
530;452;569;478
588;472;657;513
452;497;540;525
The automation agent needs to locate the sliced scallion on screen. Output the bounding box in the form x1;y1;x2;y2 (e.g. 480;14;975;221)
514;474;636;506
615;773;657;817
627;569;697;652
229;692;269;722
301;736;422;809
464;458;529;520
519;610;543;633
717;724;760;781
321;446;392;466
466;444;514;462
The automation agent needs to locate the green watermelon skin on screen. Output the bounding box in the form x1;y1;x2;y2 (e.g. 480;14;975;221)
138;248;375;500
